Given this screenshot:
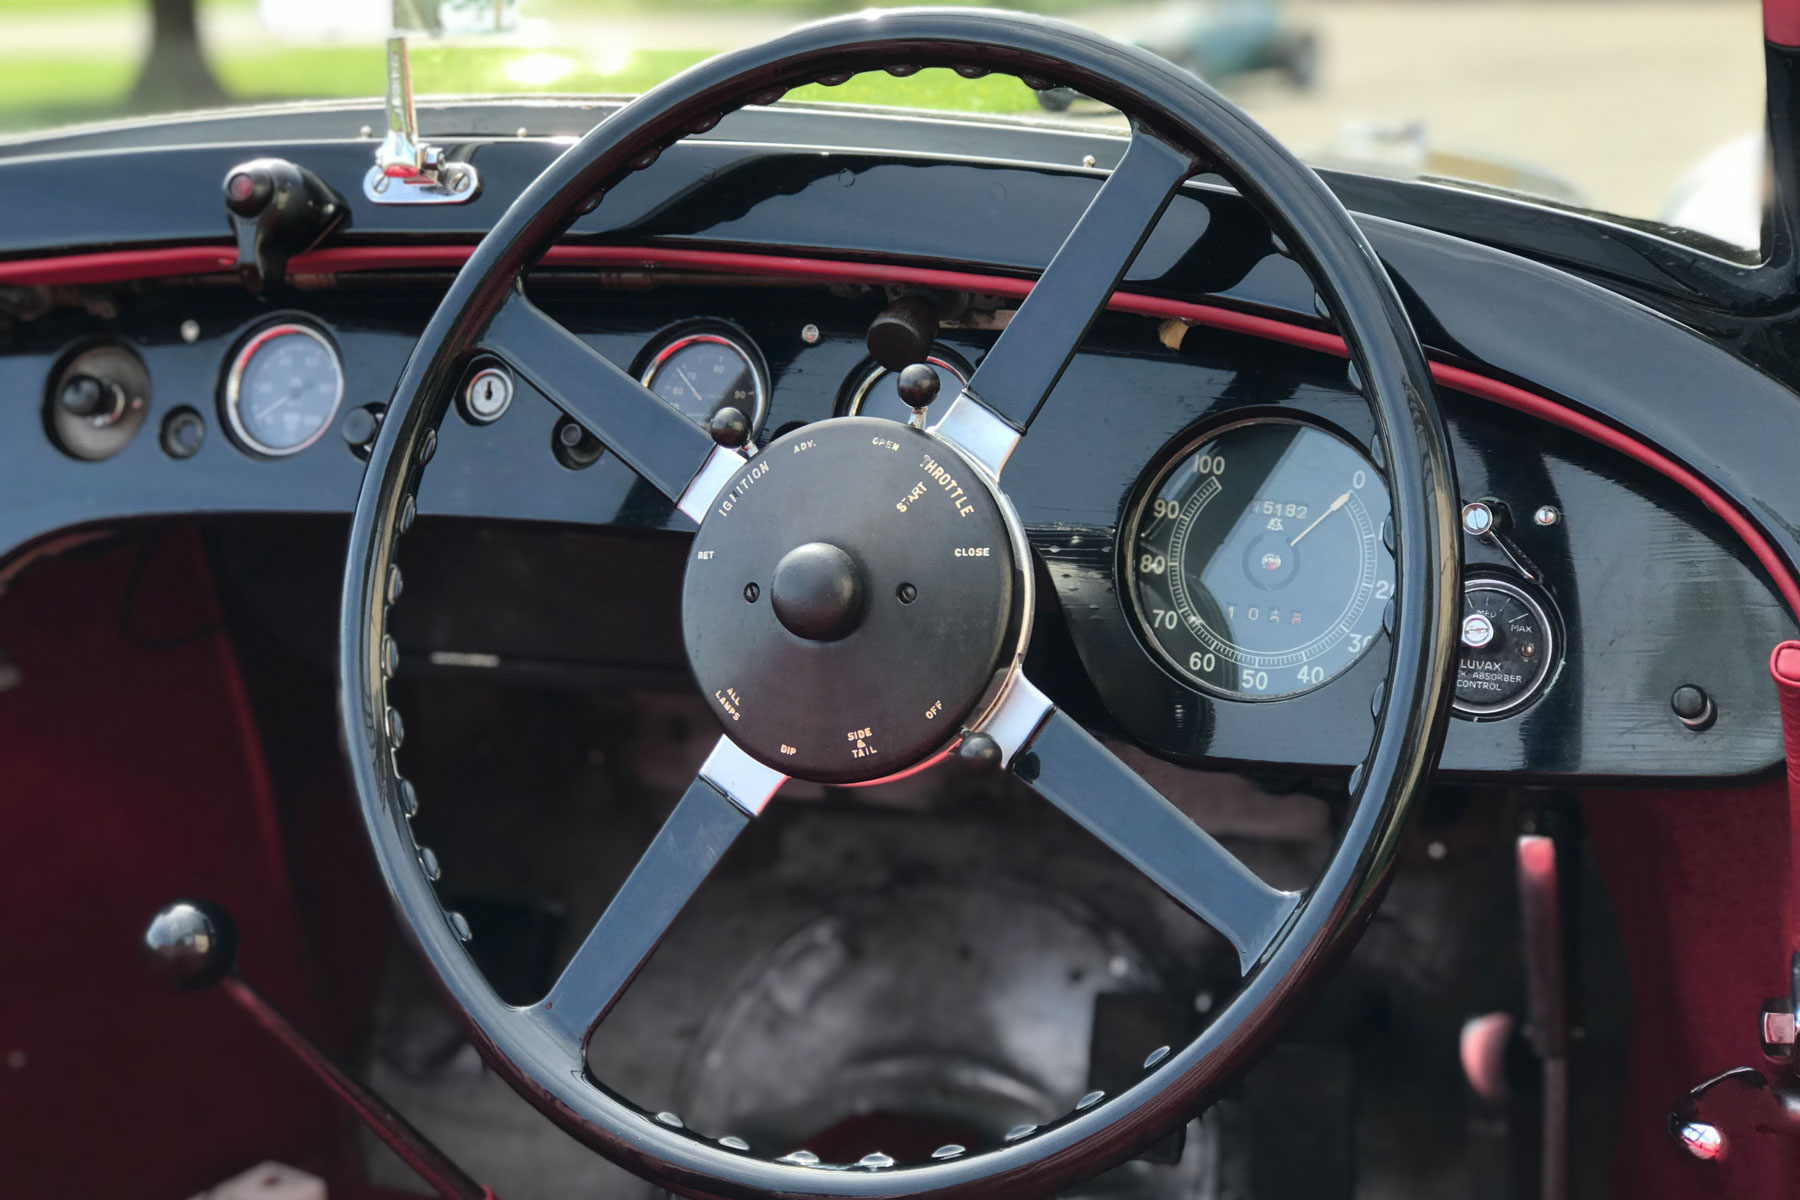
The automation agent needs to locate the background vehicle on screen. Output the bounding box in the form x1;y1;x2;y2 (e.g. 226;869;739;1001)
1033;0;1318;110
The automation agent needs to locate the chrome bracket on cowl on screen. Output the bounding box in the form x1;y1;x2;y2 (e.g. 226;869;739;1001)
364;37;480;205
1667;951;1800;1161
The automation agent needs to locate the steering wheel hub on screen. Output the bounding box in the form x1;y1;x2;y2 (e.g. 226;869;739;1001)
770;541;864;641
681;417;1021;784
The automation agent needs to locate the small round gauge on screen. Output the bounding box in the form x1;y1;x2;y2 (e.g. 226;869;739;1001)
1454;577;1557;718
844;354;970;424
640;332;767;438
223;323;344;457
1126;419;1394;700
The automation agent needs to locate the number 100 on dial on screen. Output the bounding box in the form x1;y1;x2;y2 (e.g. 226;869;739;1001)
1125;419;1394;699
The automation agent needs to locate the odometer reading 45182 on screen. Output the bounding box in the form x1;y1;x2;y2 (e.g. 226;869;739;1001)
1126;420;1394;699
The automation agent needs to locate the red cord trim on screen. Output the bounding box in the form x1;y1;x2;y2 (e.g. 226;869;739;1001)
1769;0;1800;48
4;240;1796;619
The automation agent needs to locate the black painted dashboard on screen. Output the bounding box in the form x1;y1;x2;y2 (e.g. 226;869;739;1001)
1;98;1795;784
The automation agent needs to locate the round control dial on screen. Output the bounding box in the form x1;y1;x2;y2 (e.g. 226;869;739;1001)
1454;577;1558;718
223;323;344;457
681;418;1021;784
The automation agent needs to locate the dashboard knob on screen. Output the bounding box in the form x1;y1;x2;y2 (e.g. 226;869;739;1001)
223;165;274;216
896;363;941;428
59;373;127;426
866;294;940;372
708;405;750;448
956;731;1002;773
143;899;238;991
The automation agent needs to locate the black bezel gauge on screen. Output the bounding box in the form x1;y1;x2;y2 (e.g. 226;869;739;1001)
1452;574;1559;719
222;322;345;457
1124;417;1395;700
638;329;769;439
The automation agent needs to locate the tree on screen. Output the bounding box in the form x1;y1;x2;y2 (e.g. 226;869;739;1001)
127;0;228;112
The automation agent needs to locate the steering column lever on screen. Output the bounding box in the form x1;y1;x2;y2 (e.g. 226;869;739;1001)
142;901;492;1200
1517;832;1570;1200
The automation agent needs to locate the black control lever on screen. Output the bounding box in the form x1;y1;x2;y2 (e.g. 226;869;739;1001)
221;158;346;292
143;900;490;1200
866;293;941;372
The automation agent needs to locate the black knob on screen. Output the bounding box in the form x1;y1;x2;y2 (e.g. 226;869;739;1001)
1672;684;1716;730
340;404;383;458
770;542;864;642
223;166;274;216
866;294;940;372
708;405;750;448
553;417;604;469
896;363;941;413
161;408;206;459
144;899;237;991
59;373;126;424
956;731;1002;773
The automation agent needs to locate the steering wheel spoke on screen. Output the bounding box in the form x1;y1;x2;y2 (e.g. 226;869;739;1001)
531;738;784;1047
480;288;742;522
1004;695;1300;975
935;124;1198;478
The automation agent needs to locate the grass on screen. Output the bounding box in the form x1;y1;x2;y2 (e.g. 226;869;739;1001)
0;39;1045;134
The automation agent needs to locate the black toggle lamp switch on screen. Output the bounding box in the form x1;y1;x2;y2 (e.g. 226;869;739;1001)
221;157;346;293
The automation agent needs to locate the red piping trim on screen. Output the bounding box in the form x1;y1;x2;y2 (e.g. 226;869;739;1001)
0;245;236;285
5;240;1796;620
1769;0;1800;48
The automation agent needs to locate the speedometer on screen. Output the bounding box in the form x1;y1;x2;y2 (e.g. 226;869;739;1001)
1125;419;1394;699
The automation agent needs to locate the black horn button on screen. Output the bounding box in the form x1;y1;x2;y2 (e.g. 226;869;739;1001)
681;418;1021;785
771;542;864;641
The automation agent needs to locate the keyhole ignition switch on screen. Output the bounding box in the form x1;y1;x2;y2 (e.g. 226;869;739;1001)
462;365;515;424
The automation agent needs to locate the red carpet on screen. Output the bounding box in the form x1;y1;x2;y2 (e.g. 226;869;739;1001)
0;533;356;1198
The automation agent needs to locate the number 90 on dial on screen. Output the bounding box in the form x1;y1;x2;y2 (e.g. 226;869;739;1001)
1124;419;1394;700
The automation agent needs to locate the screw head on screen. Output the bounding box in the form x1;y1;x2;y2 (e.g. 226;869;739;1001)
1534;505;1561;527
743;582;760;603
895;582;917;604
800;323;821;345
1460;500;1495;536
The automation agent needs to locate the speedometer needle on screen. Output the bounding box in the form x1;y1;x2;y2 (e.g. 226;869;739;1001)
1288;491;1350;547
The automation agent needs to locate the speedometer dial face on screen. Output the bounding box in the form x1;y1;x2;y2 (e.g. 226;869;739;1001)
1127;420;1394;699
640;333;767;437
224;323;344;457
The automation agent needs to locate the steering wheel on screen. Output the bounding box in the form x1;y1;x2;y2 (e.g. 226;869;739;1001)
340;10;1459;1196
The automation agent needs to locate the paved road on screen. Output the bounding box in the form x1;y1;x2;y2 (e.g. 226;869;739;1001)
4;0;1765;225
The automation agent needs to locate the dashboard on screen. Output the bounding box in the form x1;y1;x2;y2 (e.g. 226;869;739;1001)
1;99;1796;785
